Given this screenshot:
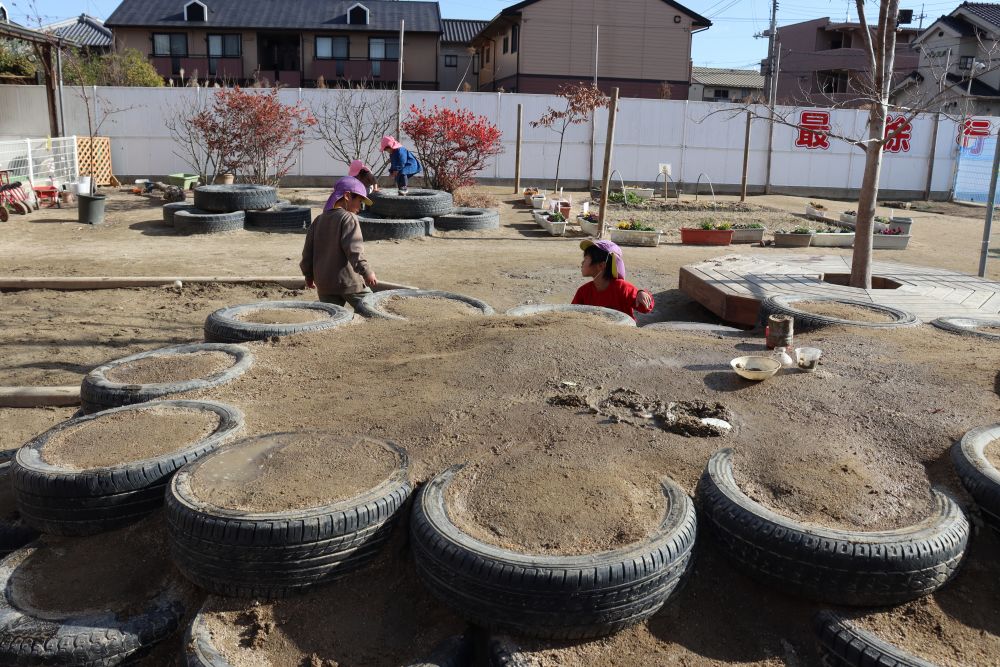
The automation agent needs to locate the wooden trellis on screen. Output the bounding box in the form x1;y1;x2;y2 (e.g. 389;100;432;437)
76;136;118;186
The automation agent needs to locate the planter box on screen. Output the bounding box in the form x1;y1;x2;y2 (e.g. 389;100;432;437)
839;213;856;226
532;209;548;226
731;227;766;244
805;205;830;221
773;232;813;248
885;219;912;234
625;187;654;200
523;192;537;206
577;216;600;236
168;173;200;189
611;228;661;246
811;232;855;247
531;195;546;209
680;228;733;246
534;210;566;236
872;234;911;249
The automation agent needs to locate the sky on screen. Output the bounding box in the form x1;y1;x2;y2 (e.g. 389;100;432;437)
5;0;969;70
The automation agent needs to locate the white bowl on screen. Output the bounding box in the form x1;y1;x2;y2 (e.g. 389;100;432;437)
730;356;781;381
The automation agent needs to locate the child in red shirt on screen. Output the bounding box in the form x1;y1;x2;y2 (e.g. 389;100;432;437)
572;239;654;320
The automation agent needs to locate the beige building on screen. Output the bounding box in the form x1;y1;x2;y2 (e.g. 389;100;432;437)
105;0;441;89
689;67;764;103
471;0;710;98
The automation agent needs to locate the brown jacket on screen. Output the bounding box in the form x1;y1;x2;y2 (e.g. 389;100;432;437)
300;208;371;295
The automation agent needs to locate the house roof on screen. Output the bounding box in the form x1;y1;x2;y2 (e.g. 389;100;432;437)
105;0;442;33
442;18;487;43
957;2;1000;29
691;67;764;89
937;14;978;36
946;71;1000;97
42;14;112;48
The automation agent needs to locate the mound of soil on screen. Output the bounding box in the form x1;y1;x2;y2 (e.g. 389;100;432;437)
189;433;400;513
384;296;481;319
793;301;896;323
41;405;220;469
849;531;1000;667
236;308;330;325
104;350;235;384
987;438;1000;470
446;453;664;556
7;515;181;616
201;546;464;667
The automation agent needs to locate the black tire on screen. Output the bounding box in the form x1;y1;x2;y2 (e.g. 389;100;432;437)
167;433;412;598
0;542;194;666
193;184;277;213
759;295;919;330
358;212;434;241
931;317;1000;341
370;188;454;218
952;423;1000;531
163;202;198;227
815;610;938;667
356;289;495;321
80;343;253;414
435;207;500;231
505;303;636;327
696;448;969;606
411;466;697;640
245;205;311;231
203;300;354;343
0;455;36;558
174;209;245;235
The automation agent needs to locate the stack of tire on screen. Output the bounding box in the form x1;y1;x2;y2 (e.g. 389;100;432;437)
363;188;499;240
163;185;308;235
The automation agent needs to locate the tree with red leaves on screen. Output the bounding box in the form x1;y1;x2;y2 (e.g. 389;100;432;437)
401;103;503;192
190;87;316;186
531;83;608;191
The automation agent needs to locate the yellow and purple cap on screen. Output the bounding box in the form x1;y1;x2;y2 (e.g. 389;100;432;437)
580;239;626;279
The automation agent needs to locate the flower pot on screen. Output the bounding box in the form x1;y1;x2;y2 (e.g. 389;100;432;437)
611;228;661;246
220;173;235;185
168;173;200;189
577;216;599;236
839;213;856;227
558;201;571;218
885;219;912;235
773;232;813;248
805;205;829;221
872;234;911;249
680;228;733;246
811;232;855;248
531;194;546;209
731;227;766;244
625;187;654;200
532;209;548;227
77;193;106;225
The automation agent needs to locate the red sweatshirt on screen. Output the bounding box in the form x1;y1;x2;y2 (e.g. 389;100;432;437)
572;279;654;320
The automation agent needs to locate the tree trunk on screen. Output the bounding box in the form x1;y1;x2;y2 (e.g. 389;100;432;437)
850;108;886;289
554;134;565;191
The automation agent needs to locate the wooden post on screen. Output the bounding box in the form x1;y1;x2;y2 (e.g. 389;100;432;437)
514;103;523;193
597;87;620;239
740;111;752;202
396;20;405;139
42;45;59;138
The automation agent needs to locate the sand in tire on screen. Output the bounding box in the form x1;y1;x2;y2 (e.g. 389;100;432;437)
792;301;897;323
103;351;235;385
235;308;332;325
384;296;482;320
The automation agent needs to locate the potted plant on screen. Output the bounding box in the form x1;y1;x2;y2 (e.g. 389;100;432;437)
839;210;857;226
558;200;572;218
611;219;661;246
523;187;539;205
731;222;766;244
773;226;814;248
577;212;600;236
805;202;828;220
872;226;911;249
624;185;654;200
539;210;567;236
679;220;734;246
873;215;891;232
811;226;856;248
886;215;913;235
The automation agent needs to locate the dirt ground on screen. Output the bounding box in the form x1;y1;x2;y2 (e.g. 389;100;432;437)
2;187;1000;665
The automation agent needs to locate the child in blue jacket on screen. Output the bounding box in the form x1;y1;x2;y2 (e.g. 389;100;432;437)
379;135;421;194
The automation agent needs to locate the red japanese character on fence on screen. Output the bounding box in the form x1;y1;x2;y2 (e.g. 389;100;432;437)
795;110;831;150
883;115;912;153
959;118;992;155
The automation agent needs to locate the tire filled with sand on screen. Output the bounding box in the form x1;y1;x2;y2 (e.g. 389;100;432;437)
235;308;331;325
103;351;236;385
792;301;897;323
384;296;482;320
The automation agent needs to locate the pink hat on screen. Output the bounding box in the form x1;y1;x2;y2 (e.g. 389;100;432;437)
580;239;627;279
347;159;368;177
380;135;402;152
323;176;373;212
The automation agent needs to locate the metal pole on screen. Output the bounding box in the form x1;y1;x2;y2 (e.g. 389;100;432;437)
978;129;1000;277
740;111;752;201
597;88;620;239
589;25;598;190
514;103;523;193
25;139;34;185
396;19;404;139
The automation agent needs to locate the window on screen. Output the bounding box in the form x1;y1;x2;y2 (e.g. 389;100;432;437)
153;33;188;57
348;3;369;25
0;6;7;23
511;24;519;53
184;0;207;22
372;61;381;77
445;54;457;67
484;45;490;64
369;37;399;60
503;35;509;54
208;34;240;58
960;56;975;70
316;36;349;59
714;89;729;99
473;53;479;74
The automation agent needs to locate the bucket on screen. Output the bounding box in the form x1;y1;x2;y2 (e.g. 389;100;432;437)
76;176;92;195
78;193;106;225
794;347;822;372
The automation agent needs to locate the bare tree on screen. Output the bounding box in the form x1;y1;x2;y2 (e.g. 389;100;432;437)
531;83;609;191
310;84;396;177
164;90;224;185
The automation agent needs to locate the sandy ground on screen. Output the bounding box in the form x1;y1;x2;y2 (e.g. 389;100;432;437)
1;187;1000;665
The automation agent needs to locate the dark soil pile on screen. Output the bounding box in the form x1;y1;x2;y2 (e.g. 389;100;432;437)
104;351;234;384
792;301;896;323
384;296;481;319
7;515;186;616
201;546;465;667
447;453;663;555
189;433;399;513
986;438;1000;470
236;308;330;325
41;405;220;469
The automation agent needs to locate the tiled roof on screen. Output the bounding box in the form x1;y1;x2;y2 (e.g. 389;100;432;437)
43;14;112;47
442;18;487;43
106;0;442;33
947;71;1000;96
958;2;1000;29
691;67;764;89
937;14;977;36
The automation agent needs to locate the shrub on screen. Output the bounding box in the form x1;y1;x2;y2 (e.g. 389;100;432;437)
608;191;643;206
791;226;814;234
401;103;503;192
547;211;566;222
65;48;163;87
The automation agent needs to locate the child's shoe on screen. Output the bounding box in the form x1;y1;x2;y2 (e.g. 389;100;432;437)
398;188;409;195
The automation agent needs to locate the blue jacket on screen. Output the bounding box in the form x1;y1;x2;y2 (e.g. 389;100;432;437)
390;146;421;176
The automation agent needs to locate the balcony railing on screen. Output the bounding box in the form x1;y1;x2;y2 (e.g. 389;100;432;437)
151;55;244;79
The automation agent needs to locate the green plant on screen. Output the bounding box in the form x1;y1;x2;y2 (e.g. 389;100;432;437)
791;226;814;234
874;215;889;223
0;39;36;78
733;222;765;229
698;220;715;230
715;222;733;230
608;190;644;206
820;227;852;233
809;201;826;210
616;219;655;231
581;213;599;223
547;212;566;222
64;48;163;87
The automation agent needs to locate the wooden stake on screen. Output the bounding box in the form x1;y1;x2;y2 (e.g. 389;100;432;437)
597;87;620;239
514;103;523;193
740;111;752;202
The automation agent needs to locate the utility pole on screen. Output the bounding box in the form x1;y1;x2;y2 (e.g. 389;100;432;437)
764;0;778;108
918;3;926;29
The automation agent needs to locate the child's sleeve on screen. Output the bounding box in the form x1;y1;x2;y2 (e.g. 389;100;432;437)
299;219;316;282
633;284;654;313
340;214;371;278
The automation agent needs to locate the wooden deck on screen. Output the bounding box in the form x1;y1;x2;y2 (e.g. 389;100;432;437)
679;254;1000;326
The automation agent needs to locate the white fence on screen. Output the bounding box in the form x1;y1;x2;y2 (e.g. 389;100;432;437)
0;136;78;189
0;85;983;196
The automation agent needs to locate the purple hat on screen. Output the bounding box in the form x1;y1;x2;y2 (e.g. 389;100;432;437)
324;176;373;212
580;239;626;279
